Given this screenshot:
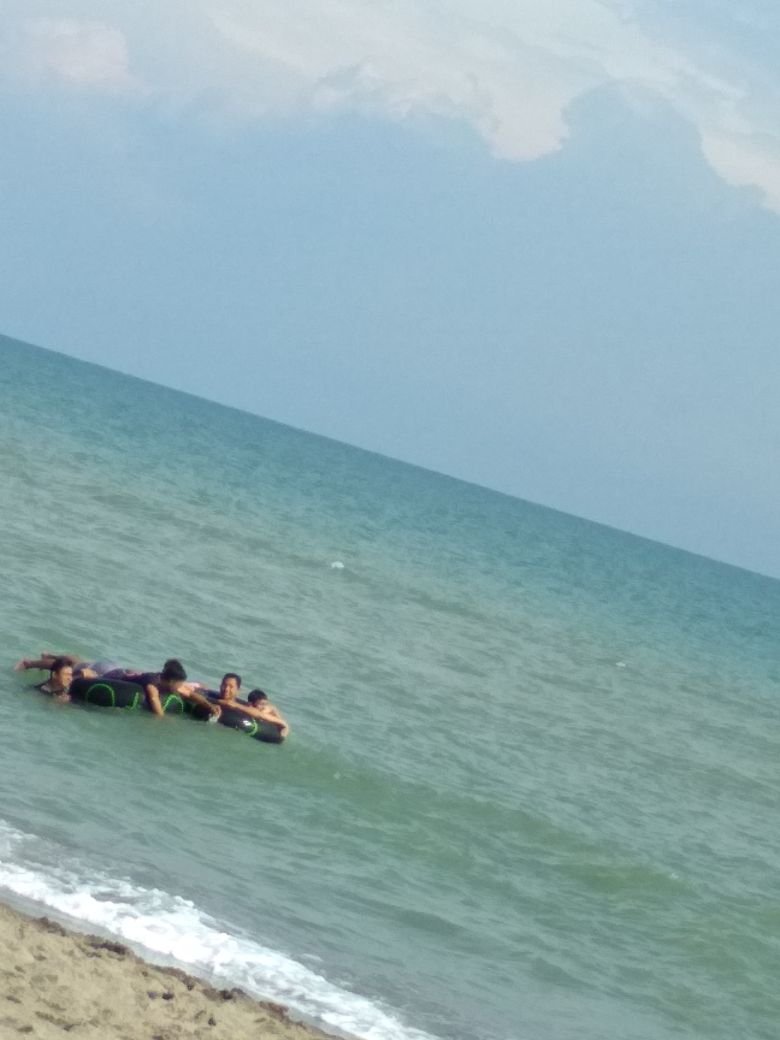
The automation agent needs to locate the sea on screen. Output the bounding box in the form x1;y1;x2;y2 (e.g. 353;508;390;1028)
1;333;779;1040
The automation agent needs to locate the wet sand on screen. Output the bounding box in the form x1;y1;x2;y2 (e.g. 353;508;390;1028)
0;901;337;1039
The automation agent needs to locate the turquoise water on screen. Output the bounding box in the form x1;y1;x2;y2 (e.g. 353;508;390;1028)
1;333;779;1040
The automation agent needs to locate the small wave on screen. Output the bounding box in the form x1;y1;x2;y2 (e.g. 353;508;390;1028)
0;820;436;1040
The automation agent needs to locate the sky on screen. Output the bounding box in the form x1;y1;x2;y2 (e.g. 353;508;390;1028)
2;0;780;576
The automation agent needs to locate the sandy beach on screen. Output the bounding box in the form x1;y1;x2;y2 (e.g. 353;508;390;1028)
0;901;337;1040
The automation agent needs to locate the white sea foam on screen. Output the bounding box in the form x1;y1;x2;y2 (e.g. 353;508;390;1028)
0;820;436;1040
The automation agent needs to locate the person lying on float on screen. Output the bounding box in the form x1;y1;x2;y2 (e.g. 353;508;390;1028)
123;659;221;719
214;673;289;738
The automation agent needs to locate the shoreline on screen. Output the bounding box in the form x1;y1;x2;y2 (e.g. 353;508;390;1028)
0;899;340;1040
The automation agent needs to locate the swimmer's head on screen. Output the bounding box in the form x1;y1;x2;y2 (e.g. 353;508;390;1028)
220;673;241;699
50;657;73;687
161;659;187;683
247;689;268;706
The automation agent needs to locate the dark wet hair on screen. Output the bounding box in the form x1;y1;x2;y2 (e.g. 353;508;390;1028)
161;658;187;682
247;689;268;705
222;672;242;688
50;656;72;676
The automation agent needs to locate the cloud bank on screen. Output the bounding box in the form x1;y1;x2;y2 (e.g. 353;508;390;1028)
3;0;780;206
27;18;134;89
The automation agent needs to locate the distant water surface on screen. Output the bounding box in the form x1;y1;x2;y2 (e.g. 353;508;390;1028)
1;334;779;1040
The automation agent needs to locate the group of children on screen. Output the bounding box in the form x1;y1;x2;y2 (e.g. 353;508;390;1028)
15;652;289;738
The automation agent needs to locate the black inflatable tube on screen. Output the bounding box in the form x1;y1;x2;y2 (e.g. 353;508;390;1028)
68;677;285;743
223;705;283;743
69;676;190;713
198;692;284;744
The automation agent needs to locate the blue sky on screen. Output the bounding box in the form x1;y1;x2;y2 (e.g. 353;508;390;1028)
2;1;780;575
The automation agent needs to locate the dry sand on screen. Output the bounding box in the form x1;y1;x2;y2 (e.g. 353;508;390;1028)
0;901;339;1040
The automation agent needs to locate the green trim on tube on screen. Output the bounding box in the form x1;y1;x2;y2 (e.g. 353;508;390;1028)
86;683;115;707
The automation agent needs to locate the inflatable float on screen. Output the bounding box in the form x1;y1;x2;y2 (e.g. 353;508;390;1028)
68;677;285;743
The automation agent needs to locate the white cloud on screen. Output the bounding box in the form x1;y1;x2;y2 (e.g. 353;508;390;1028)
701;129;780;210
201;0;780;204
3;0;780;207
21;17;138;91
203;0;619;159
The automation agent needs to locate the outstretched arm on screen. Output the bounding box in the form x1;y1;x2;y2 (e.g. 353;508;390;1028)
144;683;165;717
261;704;288;733
178;681;204;695
15;653;83;672
182;688;221;719
243;701;289;737
264;705;290;738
